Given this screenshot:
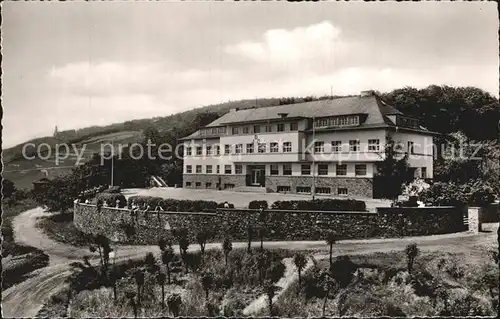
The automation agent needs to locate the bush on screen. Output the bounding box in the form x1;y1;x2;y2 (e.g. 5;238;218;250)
270;199;366;212
420;180;496;207
128;195;233;212
96;193;127;208
103;186;121;194
249;200;269;209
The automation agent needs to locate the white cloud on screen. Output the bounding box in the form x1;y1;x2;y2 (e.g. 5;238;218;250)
224;21;341;70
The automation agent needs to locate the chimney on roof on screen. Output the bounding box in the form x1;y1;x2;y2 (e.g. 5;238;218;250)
277;113;288;118
360;90;375;97
230;108;238;113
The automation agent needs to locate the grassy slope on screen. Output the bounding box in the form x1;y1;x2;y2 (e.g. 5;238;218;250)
3;98;283;190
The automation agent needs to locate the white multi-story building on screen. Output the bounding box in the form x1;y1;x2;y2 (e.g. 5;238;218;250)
180;90;436;198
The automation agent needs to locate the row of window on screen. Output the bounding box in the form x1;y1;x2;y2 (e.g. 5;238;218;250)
185;142;293;156
186;164;244;175
186;163;368;176
184;182;348;195
186;140;417;156
230;122;299;135
314;115;360;128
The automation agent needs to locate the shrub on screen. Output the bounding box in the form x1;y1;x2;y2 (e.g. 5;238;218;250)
96;193;127;208
420;180;496;207
103;186;121;194
270;199;366;211
249;200;269;209
127;196;232;212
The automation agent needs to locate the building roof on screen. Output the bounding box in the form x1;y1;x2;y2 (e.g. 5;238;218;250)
180;93;431;140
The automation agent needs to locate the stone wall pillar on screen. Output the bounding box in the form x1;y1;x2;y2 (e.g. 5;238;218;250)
467;206;482;233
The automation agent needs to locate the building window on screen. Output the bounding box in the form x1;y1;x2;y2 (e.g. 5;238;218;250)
186;182;192;187
196;146;203;156
185;147;192;156
196;165;202;174
224;183;235;189
290;122;298;131
235;144;243;154
258;142;266;153
206;165;212;174
283;164;292;175
224;165;232;174
270;142;279;153
235;164;243;174
314;141;324;153
243;127;249;134
331;141;342;153
318;164;328;175
254;125;261;133
336;164;347;176
368;139;380;152
338;187;348;196
232;127;239;135
246;143;254;153
349;140;360;152
195;182;201;188
301;164;311;175
283;142;292;153
316;187;331;194
408;141;415;154
270;164;279;175
277;123;284;132
186;165;192;174
421;167;427;178
297;186;311;194
215;145;220;155
224;144;231;154
265;125;272;132
277;185;291;193
206;146;212;156
205;182;212;188
355;164;367;176
216;165;220;174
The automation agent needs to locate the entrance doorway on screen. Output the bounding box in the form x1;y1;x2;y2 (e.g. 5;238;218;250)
246;165;266;187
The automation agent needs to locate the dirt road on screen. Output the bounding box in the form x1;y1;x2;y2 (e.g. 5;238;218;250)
2;207;497;318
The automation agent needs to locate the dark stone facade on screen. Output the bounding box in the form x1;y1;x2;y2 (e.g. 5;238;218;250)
74;203;466;244
265;176;373;197
183;174;246;190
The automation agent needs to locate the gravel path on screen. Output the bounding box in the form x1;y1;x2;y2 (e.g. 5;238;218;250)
2;207;497;318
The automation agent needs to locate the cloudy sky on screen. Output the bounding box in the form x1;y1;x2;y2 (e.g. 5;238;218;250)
3;2;498;147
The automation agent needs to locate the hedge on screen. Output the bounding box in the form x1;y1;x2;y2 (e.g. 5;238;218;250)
102;186;121;194
96;193;127;208
248;200;269;209
127;195;233;212
270;199;366;211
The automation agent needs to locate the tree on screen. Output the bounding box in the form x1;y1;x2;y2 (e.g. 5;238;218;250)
145;252;158;273
258;208;267;250
324;231;337;268
161;246;175;284
266;260;286;284
320;271;336;316
405;243;420;274
196;229;210;263
134;269;145;305
125;290;138;319
374;134;414;199
293;253;308;286
2;179;16;198
167;293;182;317
157;271;167;309
173;229;190;274
264;281;279;315
246;224;253;253
201;271;214;301
222;237;233;265
89;234;112;277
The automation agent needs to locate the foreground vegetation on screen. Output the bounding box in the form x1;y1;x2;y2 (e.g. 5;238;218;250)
269;246;499;317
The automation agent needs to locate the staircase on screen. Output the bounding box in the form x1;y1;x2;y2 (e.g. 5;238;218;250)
150;176;168;188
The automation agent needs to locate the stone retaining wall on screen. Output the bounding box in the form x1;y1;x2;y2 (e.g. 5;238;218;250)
74;203;467;244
